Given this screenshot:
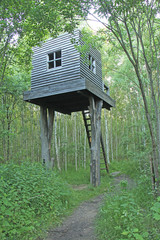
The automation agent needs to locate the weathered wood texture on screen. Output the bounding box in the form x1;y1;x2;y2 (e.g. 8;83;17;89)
89;97;103;187
24;78;115;114
24;30;115;113
79;31;103;90
40;106;54;169
31;30;102;91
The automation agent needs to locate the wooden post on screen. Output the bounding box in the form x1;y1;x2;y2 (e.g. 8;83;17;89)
89;97;103;186
40;106;54;169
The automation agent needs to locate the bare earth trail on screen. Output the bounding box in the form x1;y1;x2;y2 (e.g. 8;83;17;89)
44;173;135;240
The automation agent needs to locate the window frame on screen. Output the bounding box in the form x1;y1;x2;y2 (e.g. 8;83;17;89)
47;50;62;70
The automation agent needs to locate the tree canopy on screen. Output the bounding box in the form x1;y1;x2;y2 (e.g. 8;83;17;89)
0;0;88;85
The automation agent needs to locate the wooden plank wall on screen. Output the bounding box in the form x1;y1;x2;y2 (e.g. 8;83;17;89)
79;31;103;91
31;30;81;89
31;30;103;92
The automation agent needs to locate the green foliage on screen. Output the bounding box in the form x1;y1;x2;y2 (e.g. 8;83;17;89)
73;28;106;52
97;167;160;240
97;190;151;239
110;160;140;179
151;197;160;221
59;166;111;207
0;162;72;240
60;165;90;185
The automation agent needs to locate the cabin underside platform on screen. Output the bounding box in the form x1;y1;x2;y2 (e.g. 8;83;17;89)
24;78;115;114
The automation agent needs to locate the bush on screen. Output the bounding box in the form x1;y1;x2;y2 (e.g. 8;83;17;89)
96;175;160;240
97;191;147;239
0;162;72;240
110;160;140;179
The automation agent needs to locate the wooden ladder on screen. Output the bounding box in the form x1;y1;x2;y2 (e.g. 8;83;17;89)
82;110;109;173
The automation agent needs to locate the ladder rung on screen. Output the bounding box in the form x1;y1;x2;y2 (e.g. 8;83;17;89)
82;110;109;174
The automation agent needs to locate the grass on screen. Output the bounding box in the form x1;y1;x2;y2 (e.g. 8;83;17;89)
0;161;113;240
58;159;141;209
96;160;160;240
59;165;111;208
109;159;140;179
0;162;74;240
2;159;158;240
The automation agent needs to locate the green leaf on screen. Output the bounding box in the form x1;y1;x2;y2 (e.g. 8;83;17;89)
153;213;160;221
133;233;144;240
1;205;6;212
122;231;129;236
2;220;10;227
142;232;149;238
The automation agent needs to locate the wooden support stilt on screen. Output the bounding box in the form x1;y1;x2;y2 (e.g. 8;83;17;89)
82;110;109;174
40;106;54;169
89;97;103;187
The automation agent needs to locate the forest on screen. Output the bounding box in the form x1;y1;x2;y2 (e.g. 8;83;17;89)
0;0;160;239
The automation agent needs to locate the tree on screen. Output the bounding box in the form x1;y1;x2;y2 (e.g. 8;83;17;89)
80;0;160;190
0;0;89;164
0;0;87;85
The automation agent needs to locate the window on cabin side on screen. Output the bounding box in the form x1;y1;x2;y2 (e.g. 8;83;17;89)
47;50;62;69
89;54;96;74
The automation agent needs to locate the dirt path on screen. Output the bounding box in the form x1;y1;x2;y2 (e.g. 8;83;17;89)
45;194;104;240
44;173;135;240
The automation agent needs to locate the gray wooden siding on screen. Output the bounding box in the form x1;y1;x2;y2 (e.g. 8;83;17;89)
80;47;103;90
31;29;103;92
24;77;115;114
31;30;81;89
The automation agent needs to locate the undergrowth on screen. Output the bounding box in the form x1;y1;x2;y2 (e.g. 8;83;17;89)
2;159;159;240
96;160;160;240
0;162;111;240
59;166;111;205
0;162;72;240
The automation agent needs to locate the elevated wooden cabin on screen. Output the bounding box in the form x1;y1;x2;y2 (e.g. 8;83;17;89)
24;30;115;114
24;30;115;186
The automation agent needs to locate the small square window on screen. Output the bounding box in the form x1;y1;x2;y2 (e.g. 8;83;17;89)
47;50;62;70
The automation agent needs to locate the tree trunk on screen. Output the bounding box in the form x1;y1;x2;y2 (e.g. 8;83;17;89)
40;106;54;169
89;97;103;187
104;110;110;164
65;117;67;171
110;112;113;162
54;112;61;170
6;106;10;162
84;131;87;169
74;113;78;171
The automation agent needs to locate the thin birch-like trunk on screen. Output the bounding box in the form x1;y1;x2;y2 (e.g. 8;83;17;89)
54;112;61;170
115;110;118;161
110;112;113;162
84;131;87;169
65;116;67;171
74;113;78;171
104;110;110;164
